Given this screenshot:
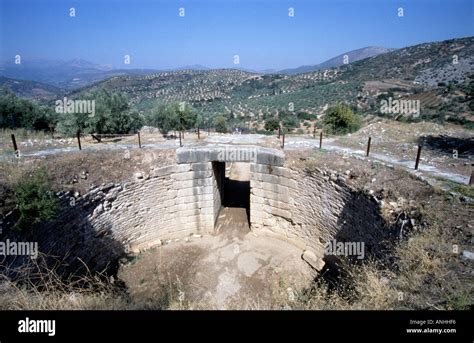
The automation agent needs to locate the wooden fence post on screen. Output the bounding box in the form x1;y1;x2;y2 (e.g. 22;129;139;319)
11;134;18;156
319;131;323;149
197;127;200;140
77;131;82;151
414;145;422;170
138;131;142;148
281;133;285;149
469;168;474;186
366;136;372;157
179;131;182;147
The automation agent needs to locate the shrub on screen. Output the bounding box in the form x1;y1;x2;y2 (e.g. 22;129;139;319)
146;102;197;134
56;90;143;136
146;104;177;134
14;170;58;231
213;116;228;133
264;118;280;132
282;116;299;129
297;111;317;120
0;91;54;131
323;104;362;135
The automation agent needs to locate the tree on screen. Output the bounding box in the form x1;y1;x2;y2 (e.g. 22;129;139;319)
227;110;235;121
87;90;142;134
55;109;89;136
174;103;197;131
195;114;203;129
282;116;299;129
146;102;197;134
44;107;60;136
213;115;228;133
323;104;362;135
296;111;317;120
0;91;51;130
264;118;280;132
56;90;143;136
147;104;177;134
377;91;394;103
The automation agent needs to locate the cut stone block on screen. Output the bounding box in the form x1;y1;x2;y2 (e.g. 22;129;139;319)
302;250;325;271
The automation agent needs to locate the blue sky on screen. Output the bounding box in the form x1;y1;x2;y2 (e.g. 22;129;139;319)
0;0;473;70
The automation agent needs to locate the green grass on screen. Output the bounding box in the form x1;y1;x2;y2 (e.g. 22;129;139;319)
437;178;474;199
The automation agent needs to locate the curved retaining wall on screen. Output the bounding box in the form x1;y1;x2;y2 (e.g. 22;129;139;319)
2;145;388;274
249;165;388;267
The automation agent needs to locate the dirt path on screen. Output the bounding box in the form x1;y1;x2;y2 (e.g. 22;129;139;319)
3;133;469;184
285;136;471;184
118;230;314;309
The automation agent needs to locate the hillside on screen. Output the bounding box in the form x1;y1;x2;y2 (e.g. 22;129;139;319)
2;37;472;130
280;46;393;75
0;76;62;100
63;37;473;129
339;37;474;85
69;67;357;120
0;58;159;90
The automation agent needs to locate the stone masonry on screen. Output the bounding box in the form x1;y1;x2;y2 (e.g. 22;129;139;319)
2;145;387;274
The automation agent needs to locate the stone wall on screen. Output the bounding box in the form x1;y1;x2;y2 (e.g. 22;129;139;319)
2;145;388;276
105;162;217;251
212;162;225;225
249;164;388;267
249;163;297;239
1;162;220;275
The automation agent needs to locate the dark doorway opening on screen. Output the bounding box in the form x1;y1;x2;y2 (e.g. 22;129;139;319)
213;162;251;237
224;162;250;222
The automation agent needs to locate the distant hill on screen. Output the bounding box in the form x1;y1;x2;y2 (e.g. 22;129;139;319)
2;37;472;127
0;58;160;90
68;37;472;126
172;65;210;71
0;46;392;90
339;37;474;85
0;58;217;90
279;46;393;75
0;76;61;100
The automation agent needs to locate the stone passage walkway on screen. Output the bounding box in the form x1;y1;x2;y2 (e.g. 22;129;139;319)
118;218;314;309
118;162;315;309
217;162;251;237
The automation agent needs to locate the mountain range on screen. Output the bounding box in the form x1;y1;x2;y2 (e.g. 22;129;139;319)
0;46;393;91
279;46;393;75
0;37;473;130
0;59;158;90
0;76;61;100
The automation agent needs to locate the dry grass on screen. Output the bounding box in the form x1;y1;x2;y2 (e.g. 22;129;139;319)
0;254;131;310
289;223;472;311
1;182;471;310
1;221;471;310
0;146;471;310
0;281;128;310
0;252;200;310
0;128;51;142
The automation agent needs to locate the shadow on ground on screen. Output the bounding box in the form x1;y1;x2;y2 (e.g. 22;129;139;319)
419;135;474;157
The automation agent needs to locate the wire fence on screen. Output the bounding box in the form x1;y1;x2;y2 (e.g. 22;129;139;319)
278;129;473;184
6;129;474;184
